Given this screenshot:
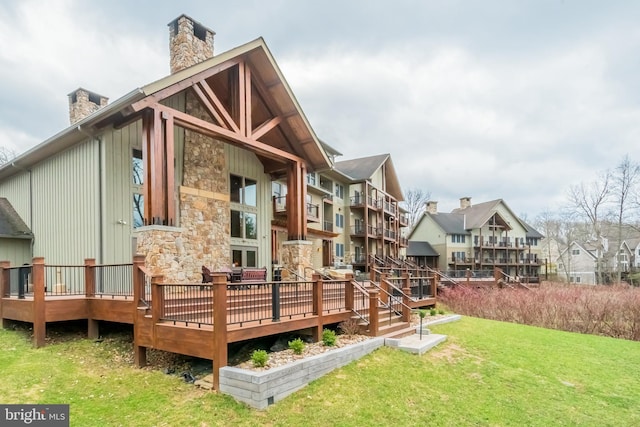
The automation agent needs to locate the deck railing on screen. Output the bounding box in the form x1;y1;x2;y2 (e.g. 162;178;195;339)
94;264;134;298
157;283;214;327
322;280;347;313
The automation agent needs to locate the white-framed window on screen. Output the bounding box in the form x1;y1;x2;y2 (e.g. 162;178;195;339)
451;234;466;243
306;172;316;186
571;249;580;255
230;174;259;242
335;213;344;228
336;243;344;258
335;184;344;199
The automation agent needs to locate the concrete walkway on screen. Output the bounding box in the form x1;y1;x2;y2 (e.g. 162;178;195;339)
384;314;462;355
385;333;447;355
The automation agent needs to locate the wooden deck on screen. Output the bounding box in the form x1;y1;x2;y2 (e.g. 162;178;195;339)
0;256;437;390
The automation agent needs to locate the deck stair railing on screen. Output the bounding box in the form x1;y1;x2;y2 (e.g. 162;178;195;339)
496;268;532;290
369;268;413;327
349;277;372;327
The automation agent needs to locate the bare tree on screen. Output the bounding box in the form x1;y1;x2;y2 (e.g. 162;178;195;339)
0;146;17;165
400;188;431;228
612;155;640;283
567;170;611;284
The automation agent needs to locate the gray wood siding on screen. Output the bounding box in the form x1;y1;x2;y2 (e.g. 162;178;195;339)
226;144;271;268
0;238;31;265
0;172;31;228
31;140;100;264
102;121;142;263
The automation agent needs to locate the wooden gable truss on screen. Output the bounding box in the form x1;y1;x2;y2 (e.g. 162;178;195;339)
127;50;323;241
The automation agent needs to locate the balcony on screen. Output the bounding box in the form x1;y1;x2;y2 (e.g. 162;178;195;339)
449;256;473;265
323;221;333;233
307;203;320;223
383;228;396;241
399;237;408;247
398;214;409;227
383;200;397;217
350;193;378;210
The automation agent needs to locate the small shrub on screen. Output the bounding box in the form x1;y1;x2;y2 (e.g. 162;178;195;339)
430;308;437;316
438;309;445;315
251;349;269;367
339;318;361;335
322;329;337;346
288;338;305;355
417;309;427;319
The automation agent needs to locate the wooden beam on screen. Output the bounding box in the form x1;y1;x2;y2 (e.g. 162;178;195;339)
130;59;240;113
191;84;229;130
196;80;240;133
150;108;165;224
164;112;176;226
141;112;153;224
244;65;252;137
286;161;307;240
154;104;306;164
238;61;246;137
251;116;282;140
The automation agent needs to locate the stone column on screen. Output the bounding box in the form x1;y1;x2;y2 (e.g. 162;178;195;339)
281;240;313;280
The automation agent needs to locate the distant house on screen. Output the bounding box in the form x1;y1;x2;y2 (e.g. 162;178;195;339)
408;197;543;281
556;241;598;284
539;237;563;278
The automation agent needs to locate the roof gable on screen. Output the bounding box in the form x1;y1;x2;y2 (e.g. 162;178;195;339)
334;154;403;200
1;38;331;180
0;198;32;239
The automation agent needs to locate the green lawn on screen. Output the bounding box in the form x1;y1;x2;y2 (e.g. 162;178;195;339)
1;317;639;426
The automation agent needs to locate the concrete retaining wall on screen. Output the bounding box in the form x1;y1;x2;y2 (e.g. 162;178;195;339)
219;337;385;409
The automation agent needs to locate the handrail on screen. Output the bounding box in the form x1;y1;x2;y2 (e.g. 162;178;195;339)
497;269;532;290
350;278;370;325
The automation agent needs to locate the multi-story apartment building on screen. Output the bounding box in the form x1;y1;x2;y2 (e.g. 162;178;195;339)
408;198;543;281
272;153;409;274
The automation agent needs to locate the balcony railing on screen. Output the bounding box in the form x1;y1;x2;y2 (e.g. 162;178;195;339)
323;221;333;232
307;203;320;222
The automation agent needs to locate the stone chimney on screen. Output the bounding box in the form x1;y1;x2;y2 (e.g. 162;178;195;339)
169;14;215;74
68;88;108;125
426;201;438;214
460;197;472;209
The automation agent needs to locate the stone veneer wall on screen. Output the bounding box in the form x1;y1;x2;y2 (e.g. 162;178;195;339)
281;240;313;280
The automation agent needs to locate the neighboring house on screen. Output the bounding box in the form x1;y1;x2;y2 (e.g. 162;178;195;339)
556;241;598;284
0;15;407;280
625;238;640;269
539;237;564;278
0;198;33;265
408;197;543;281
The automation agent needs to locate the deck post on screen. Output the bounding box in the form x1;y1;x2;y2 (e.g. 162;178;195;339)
0;261;10;328
133;254;146;305
84;259;99;339
402;273;411;322
312;274;323;342
212;273;228;391
32;257;46;348
345;273;354;312
151;275;165;343
368;289;379;336
133;255;147;367
379;273;389;305
432;273;438;297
